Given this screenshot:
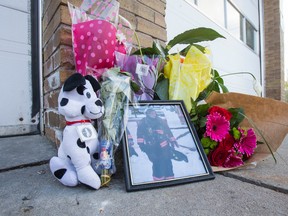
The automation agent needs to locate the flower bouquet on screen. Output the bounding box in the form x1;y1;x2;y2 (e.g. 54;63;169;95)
205;91;288;171
131;27;288;171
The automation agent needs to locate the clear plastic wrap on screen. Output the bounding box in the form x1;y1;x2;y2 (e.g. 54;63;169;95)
95;68;133;185
115;51;166;100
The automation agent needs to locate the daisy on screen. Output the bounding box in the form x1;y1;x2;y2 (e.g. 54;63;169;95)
223;150;244;168
235;128;257;156
205;112;230;142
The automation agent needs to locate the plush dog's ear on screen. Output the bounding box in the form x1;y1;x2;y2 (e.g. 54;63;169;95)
63;73;86;91
85;75;101;92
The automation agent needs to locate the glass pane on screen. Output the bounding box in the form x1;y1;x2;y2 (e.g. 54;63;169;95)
226;2;242;40
197;0;225;27
246;20;255;50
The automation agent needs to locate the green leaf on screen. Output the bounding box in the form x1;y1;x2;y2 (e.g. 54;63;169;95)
179;44;206;56
155;77;169;100
228;108;245;128
215;75;224;84
211;81;220;93
196;80;216;102
132;41;168;56
167;27;225;50
219;83;229;93
132;47;160;55
212;69;220;77
197;103;210;117
130;80;141;93
199;116;207;128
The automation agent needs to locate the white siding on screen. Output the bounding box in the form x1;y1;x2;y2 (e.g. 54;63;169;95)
166;0;261;96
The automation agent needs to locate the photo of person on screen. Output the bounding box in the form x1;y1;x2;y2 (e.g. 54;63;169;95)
124;102;212;187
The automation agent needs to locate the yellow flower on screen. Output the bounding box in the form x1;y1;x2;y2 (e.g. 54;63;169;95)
164;46;212;111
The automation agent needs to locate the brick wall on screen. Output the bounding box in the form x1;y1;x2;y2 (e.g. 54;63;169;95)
42;0;167;145
263;0;285;100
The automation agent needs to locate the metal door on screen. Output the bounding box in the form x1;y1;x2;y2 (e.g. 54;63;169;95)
0;0;40;136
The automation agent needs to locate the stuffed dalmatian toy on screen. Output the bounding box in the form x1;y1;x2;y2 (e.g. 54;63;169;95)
49;73;104;189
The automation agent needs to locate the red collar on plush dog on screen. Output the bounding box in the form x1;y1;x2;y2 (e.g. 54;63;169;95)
66;120;91;125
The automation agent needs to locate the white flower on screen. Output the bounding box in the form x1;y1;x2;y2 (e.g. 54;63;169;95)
253;79;262;96
116;31;126;43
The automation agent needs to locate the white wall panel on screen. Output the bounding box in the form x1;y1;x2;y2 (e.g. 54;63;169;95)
166;0;261;96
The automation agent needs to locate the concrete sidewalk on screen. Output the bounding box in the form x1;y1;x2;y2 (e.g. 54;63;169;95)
0;135;287;216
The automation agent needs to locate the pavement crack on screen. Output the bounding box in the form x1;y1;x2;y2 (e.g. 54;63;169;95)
221;172;288;194
0;160;49;173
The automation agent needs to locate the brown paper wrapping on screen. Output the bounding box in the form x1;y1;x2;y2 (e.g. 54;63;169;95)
205;92;288;172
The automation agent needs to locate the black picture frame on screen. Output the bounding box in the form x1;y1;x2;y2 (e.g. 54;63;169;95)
122;100;215;192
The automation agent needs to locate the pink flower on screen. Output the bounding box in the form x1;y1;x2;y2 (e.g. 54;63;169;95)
235;128;257;157
223;149;244;168
205;112;230;142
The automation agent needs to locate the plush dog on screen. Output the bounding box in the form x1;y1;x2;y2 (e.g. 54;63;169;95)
49;73;104;189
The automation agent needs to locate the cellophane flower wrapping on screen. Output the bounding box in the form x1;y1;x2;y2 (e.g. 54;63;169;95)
68;0;132;78
96;68;132;184
205;91;288;172
164;45;212;111
115;51;166;100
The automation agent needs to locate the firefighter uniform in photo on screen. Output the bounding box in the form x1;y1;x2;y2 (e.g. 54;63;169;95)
137;108;179;181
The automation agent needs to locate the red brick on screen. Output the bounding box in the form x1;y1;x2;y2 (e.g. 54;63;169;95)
43;57;54;78
43;5;71;46
53;45;75;70
43;24;72;62
137;0;166;15
44;90;60;109
136;17;167;41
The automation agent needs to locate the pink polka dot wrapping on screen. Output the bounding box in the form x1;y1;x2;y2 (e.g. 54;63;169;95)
72;19;117;75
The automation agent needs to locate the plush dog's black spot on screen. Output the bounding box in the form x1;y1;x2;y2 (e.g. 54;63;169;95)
76;85;86;95
95;99;102;106
81;105;85;114
60;98;69;106
67;155;71;160
54;169;67;179
93;152;99;160
86;147;90;154
63;73;86;91
86;92;91;98
77;139;86;148
85;75;101;92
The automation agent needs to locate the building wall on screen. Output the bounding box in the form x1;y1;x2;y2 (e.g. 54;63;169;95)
42;0;166;145
263;0;285;100
165;0;261;96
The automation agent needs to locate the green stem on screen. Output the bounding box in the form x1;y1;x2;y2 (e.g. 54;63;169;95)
216;71;256;80
133;30;147;65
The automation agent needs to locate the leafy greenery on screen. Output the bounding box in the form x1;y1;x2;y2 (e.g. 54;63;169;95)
133;27;225;58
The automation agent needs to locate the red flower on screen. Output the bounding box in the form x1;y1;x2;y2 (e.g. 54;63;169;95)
219;133;235;151
208;145;230;167
208;106;232;121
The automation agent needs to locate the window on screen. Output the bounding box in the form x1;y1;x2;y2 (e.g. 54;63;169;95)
246;20;256;50
194;0;258;52
197;0;225;27
226;2;243;40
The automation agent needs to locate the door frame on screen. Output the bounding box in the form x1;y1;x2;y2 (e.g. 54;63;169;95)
31;0;43;135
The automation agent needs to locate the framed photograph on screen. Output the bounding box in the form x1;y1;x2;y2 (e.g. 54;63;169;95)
122;100;215;192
